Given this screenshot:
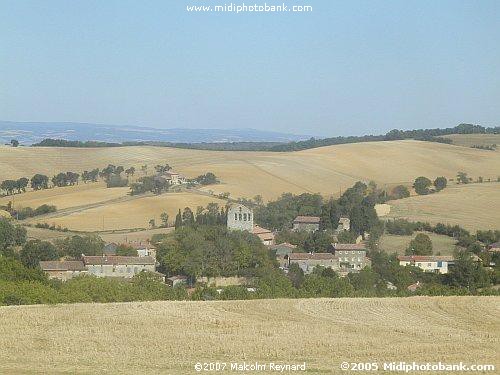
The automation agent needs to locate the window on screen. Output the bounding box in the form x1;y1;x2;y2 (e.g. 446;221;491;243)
234;213;238;220
248;214;251;221
243;213;247;221
239;213;242;220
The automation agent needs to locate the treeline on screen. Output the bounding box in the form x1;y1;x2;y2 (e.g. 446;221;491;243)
253;181;380;234
27;123;500;152
32;139;121;147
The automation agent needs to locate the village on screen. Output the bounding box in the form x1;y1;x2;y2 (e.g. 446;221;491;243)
37;199;499;294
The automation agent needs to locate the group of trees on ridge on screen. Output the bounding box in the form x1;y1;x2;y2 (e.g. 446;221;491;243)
27;123;500;152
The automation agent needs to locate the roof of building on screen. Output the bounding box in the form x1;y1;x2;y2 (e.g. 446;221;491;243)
167;275;188;281
162;171;179;176
39;260;87;271
397;255;454;262
288;252;335;261
82;255;156;266
253;225;272;235
293;216;320;224
272;242;297;250
124;243;156;250
407;281;422;292
332;243;367;251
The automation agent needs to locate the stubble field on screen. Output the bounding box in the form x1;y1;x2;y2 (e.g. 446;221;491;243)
385;183;500;231
0;296;498;374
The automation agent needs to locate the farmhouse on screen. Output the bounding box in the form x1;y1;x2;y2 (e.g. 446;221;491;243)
292;216;320;232
287;252;339;274
161;171;186;185
397;255;454;274
39;260;87;281
167;275;188;287
253;225;275;246
331;243;369;270
82;255;156;278
227;203;253;232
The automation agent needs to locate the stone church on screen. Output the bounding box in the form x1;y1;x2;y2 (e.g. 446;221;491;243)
227;204;253;232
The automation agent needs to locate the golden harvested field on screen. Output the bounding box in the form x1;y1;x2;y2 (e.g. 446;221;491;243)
0;182;128;210
446;134;500;148
0;297;498;374
31;192;225;231
1;140;499;200
385;183;500;231
379;232;457;256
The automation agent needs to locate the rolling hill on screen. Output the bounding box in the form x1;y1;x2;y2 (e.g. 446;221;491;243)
0;296;498;374
1;140;499;201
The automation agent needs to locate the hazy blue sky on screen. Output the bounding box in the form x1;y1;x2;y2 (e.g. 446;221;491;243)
1;0;499;136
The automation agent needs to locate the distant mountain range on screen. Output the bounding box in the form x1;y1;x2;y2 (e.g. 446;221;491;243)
0;121;312;145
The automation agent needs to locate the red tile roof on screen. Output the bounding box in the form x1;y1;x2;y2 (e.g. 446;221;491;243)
288;252;335;261
293;216;320;224
397;255;454;262
333;243;366;251
253;225;272;235
39;260;87;271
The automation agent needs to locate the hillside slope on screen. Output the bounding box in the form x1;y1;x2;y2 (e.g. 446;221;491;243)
0;297;498;374
385;183;500;231
1;140;499;200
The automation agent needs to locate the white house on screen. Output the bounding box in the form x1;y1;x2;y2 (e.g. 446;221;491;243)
397;255;454;274
162;171;186;185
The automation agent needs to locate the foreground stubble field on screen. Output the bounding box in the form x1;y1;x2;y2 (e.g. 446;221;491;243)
0;296;498;374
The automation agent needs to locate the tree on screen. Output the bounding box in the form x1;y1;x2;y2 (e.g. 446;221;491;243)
456;171;469;184
337;230;358;244
182;208;195;226
16;177;29;193
1;180;18;195
20;240;58;268
10;139;19;147
55;235;104;258
433;177;447;191
149;218;156;228
160;212;169;228
390;185;410;199
174;209;183;229
444;252;490;291
0;218;27;251
413;177;432;195
287;263;305;288
125;167;136;178
30;174;49;190
406;233;433;255
115;244;138;256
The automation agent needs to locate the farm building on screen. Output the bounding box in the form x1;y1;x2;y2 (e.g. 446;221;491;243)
82;255;156;278
167;275;188;287
330;243;369;271
286;253;339;274
253;225;275;246
292;216;320;232
397;255;454;274
227;203;253;232
161;171;186;185
39;260;88;281
271;242;297;257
